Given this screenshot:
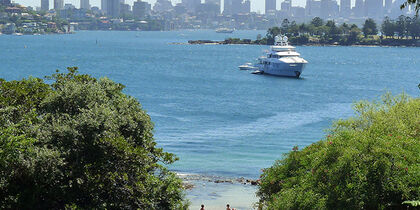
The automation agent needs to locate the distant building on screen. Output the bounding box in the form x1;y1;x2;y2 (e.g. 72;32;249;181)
353;0;364;17
365;0;383;18
153;0;173;14
281;0;292;16
182;0;201;13
105;0;121;17
41;0;49;11
205;0;221;14
206;0;221;5
133;0;151;19
120;3;131;15
340;0;351;17
306;0;321;17
64;3;75;10
81;0;91;10
384;0;392;15
0;0;11;6
101;0;107;13
320;0;338;18
265;0;276;14
242;0;251;13
224;0;232;15
2;23;16;34
54;0;64;10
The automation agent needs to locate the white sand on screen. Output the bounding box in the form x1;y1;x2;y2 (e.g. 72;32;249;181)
186;181;258;210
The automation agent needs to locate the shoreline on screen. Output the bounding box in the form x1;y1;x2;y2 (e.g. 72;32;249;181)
178;173;259;210
182;39;420;47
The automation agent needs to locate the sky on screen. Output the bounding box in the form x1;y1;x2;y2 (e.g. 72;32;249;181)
13;0;313;13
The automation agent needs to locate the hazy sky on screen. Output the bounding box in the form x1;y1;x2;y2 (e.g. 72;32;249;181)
13;0;315;13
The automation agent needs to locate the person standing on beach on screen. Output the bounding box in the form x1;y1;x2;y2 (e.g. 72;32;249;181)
200;204;205;210
226;204;231;210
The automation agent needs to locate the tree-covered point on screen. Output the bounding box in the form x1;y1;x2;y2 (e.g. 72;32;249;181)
260;16;420;46
257;94;419;209
0;67;188;209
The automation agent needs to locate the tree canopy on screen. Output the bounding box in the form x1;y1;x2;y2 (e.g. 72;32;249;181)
257;93;420;209
0;68;188;209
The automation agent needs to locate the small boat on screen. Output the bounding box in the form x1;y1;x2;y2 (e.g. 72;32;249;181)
238;63;257;70
215;28;234;33
251;70;264;74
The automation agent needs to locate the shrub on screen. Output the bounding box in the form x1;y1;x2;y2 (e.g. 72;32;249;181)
257;93;420;209
0;67;188;209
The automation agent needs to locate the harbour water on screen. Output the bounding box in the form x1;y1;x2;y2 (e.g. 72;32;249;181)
1;30;419;209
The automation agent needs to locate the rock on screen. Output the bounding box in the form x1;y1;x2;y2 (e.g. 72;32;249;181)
183;182;195;190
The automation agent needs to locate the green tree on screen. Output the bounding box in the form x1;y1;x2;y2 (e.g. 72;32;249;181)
257;93;420;210
381;16;396;37
362;18;378;37
310;17;324;27
0;68;188;209
401;0;420;14
266;26;281;45
396;15;407;38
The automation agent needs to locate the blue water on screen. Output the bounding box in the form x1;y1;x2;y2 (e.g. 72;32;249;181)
1;31;419;180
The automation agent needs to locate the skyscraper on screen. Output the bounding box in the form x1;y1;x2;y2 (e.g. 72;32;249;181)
340;0;351;17
102;0;107;12
54;0;64;10
41;0;49;11
384;0;392;14
224;0;232;15
182;0;201;13
0;0;11;6
265;0;276;14
281;0;291;15
106;0;121;17
205;0;221;14
206;0;221;5
133;0;151;19
365;0;383;18
81;0;91;10
353;0;364;17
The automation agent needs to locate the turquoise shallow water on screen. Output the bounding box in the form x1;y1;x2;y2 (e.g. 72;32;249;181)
1;30;419;181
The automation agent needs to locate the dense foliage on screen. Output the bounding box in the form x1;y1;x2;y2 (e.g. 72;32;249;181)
257;94;420;209
258;16;420;46
0;68;188;209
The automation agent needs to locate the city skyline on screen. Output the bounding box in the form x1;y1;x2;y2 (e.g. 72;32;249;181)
14;0;338;13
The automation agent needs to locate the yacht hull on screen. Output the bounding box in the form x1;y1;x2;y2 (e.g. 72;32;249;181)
256;63;306;78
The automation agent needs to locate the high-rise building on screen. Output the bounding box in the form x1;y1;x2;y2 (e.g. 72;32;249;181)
106;0;121;17
242;0;251;13
182;0;201;13
54;0;64;10
340;0;351;17
133;0;151;19
265;0;276;14
365;0;383;18
81;0;91;10
206;0;221;5
224;0;232;15
0;0;11;6
101;0;107;12
232;0;243;14
320;0;338;18
41;0;49;11
384;0;392;14
353;0;364;17
153;0;173;13
281;0;291;12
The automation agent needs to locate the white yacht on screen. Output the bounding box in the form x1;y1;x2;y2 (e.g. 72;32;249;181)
215;28;234;33
240;35;308;78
